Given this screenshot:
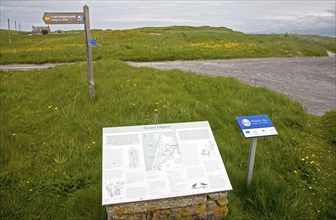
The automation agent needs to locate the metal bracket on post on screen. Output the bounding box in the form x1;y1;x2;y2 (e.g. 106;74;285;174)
246;138;258;184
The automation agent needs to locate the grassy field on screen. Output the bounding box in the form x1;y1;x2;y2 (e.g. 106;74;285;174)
1;26;335;64
1;26;335;219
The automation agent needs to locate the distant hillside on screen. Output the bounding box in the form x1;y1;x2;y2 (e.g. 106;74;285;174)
0;26;335;64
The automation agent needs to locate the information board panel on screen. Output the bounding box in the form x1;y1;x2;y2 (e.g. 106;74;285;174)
236;115;278;138
102;121;232;205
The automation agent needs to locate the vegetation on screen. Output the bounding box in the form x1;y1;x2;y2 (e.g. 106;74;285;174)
41;29;49;35
1;26;335;219
0;26;335;64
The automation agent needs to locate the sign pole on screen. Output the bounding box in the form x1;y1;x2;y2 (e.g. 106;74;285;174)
83;5;95;100
8;19;11;45
246;138;257;184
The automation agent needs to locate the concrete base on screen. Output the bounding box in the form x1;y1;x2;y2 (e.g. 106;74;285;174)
106;192;229;220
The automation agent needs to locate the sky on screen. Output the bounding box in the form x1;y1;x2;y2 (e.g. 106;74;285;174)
1;0;335;36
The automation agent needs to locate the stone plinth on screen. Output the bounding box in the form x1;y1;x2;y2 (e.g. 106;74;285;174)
106;192;229;220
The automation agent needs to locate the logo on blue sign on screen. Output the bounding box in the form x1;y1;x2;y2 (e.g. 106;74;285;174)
241;119;251;127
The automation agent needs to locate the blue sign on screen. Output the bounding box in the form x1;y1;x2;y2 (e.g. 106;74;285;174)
236;115;278;138
90;38;97;47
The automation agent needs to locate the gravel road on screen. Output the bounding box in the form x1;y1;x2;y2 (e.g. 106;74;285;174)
0;63;74;71
1;57;335;115
128;57;336;116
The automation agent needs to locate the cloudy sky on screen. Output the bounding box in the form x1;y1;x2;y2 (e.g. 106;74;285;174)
1;0;335;36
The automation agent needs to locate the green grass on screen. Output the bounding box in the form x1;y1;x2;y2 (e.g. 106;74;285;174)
1;59;335;219
1;26;335;64
1;26;335;219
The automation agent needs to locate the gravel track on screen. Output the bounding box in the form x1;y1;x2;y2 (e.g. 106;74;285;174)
128;57;336;116
1;58;335;116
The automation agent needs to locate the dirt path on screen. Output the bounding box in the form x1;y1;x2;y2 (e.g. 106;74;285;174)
128;57;336;116
0;63;75;72
1;58;335;115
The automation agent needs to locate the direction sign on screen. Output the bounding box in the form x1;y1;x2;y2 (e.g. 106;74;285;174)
42;6;95;100
42;12;84;24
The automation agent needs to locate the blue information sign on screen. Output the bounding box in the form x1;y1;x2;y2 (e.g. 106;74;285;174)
236;115;278;138
90;38;97;47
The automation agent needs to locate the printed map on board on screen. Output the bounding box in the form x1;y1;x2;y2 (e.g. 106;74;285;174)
142;131;182;171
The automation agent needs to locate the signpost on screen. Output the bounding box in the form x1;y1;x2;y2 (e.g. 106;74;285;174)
42;5;95;100
236;115;278;184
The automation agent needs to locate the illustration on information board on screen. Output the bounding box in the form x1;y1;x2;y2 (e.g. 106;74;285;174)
105;181;125;199
128;147;140;169
201;141;215;157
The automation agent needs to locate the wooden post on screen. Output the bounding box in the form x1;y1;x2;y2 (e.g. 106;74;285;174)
15;21;19;41
83;5;95;100
8;19;11;45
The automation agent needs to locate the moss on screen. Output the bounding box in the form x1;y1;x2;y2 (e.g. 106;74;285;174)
147;206;157;212
217;198;228;206
214;206;229;217
115;206;128;215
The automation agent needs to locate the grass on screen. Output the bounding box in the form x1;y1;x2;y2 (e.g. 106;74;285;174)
1;59;335;219
1;26;335;64
1;26;335;219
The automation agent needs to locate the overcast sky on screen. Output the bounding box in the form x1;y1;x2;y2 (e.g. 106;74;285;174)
1;0;335;36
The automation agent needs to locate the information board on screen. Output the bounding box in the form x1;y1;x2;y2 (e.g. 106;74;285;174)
236;115;278;138
102;121;232;205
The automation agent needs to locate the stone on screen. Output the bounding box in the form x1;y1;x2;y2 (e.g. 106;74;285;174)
106;192;229;220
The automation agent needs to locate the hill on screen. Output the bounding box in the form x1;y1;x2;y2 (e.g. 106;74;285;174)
0;26;335;64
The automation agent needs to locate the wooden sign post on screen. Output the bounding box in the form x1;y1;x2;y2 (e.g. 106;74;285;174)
83;6;95;100
42;5;95;100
